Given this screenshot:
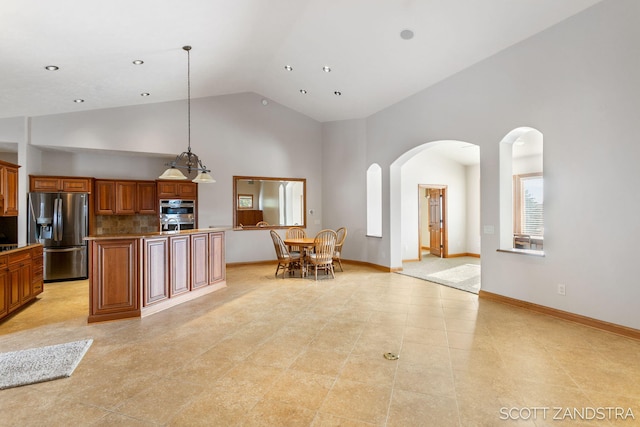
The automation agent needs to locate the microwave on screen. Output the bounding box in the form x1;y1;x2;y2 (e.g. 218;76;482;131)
160;200;196;230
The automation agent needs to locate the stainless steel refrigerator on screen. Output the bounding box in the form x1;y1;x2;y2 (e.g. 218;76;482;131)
27;192;89;282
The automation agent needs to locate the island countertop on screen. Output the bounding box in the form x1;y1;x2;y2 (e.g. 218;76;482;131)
85;227;231;240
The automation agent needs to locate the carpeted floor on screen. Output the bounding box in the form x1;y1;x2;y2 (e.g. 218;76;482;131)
397;254;481;294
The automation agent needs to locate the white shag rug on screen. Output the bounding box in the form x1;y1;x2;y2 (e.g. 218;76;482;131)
0;339;93;390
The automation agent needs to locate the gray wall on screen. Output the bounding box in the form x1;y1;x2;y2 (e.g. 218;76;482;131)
322;0;640;329
23;92;324;263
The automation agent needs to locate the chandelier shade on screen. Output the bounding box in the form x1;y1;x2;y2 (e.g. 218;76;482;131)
159;46;215;183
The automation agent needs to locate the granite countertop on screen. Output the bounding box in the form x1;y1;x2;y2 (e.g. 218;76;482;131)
85;227;231;240
0;243;43;254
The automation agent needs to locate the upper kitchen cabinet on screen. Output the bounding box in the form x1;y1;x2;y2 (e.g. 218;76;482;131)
94;179;157;215
0;160;20;217
157;181;197;199
30;175;92;193
136;182;157;214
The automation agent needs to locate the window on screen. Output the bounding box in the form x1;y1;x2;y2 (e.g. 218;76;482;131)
498;127;544;253
367;163;382;237
514;173;543;237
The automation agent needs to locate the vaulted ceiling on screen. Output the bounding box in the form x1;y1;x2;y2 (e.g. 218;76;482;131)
1;0;602;122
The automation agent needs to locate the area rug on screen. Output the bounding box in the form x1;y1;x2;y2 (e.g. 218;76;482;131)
398;255;481;294
0;339;93;390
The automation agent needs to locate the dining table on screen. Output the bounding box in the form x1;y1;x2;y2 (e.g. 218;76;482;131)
283;237;315;277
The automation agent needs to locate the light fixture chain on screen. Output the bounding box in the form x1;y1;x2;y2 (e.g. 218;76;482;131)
186;46;191;154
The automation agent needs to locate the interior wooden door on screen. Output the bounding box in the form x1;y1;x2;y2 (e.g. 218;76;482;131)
428;188;443;257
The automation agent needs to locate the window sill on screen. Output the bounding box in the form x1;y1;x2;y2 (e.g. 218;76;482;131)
497;248;545;257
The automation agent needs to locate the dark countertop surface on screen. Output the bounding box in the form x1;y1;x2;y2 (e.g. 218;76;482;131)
0;243;42;255
85;227;231;240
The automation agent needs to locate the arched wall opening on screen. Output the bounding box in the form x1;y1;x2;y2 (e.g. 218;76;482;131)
390;140;480;270
499;127;544;253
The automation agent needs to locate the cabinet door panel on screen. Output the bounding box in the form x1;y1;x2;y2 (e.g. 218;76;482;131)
209;232;225;284
0;267;8;318
8;264;22;311
143;238;169;306
170;235;190;296
20;262;32;303
95;181;115;215
178;183;197;198
191;234;209;289
3;167;19;216
136;182;157;214
90;239;139;316
115;181;136;214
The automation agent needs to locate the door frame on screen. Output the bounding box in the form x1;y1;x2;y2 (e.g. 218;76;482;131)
418;184;448;260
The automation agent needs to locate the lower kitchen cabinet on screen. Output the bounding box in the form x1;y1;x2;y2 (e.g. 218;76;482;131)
88;238;140;322
191;233;209;289
143;237;169;306
0;244;44;322
169;235;190;297
87;229;226;322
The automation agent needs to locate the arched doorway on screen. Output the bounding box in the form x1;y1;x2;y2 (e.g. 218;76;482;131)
390;140;481;293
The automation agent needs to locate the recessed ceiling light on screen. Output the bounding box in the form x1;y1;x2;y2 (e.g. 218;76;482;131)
299;89;307;94
44;65;59;71
400;29;414;40
284;65;293;71
133;60;144;65
334;91;342;96
261;98;269;106
140;93;150;97
323;66;331;73
73;99;84;103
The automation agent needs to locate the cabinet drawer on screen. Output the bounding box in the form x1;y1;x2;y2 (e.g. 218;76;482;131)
30;177;61;192
8;251;31;265
0;255;7;269
62;179;91;192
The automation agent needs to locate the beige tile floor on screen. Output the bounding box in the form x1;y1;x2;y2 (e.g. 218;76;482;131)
1;263;640;426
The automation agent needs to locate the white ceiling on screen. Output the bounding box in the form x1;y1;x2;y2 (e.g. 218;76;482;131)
1;0;602;123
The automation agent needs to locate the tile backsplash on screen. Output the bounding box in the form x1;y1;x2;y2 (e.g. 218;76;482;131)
95;215;159;235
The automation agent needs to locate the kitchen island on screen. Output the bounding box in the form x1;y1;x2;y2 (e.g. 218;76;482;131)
85;228;227;323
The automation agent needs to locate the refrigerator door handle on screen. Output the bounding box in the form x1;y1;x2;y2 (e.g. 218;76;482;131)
57;196;63;238
44;247;85;253
52;198;59;241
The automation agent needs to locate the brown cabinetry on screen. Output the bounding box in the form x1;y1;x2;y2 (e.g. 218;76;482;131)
191;233;209;289
0;256;8;318
95;180;115;214
0;244;44;322
30;176;92;193
32;246;43;295
157;181;197;199
0;161;20;216
137;182;157;214
169;235;190;296
94;180;157;215
143;237;169;306
236;210;264;227
87;230;226;322
209;232;225;284
89;238;139;322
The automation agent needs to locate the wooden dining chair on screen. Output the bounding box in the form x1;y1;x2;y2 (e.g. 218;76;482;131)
285;227;306;256
256;221;269;227
270;230;301;278
333;227;347;272
307;229;337;280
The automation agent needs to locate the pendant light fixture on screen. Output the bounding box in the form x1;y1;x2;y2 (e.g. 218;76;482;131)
159;45;215;183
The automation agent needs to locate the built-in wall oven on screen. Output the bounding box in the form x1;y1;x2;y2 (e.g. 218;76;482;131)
159;200;196;231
